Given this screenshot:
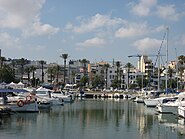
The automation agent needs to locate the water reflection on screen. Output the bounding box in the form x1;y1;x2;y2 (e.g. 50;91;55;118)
158;114;185;136
0;99;185;139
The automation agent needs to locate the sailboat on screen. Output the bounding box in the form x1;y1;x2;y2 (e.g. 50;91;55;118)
144;27;175;107
155;27;185;114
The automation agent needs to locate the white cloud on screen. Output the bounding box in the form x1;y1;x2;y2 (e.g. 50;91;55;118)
23;21;59;37
0;32;21;49
131;0;157;16
154;25;167;32
34;45;46;51
0;0;44;28
131;1;185;21
76;37;106;47
115;22;149;38
66;13;126;34
0;0;59;36
156;5;184;21
134;37;161;52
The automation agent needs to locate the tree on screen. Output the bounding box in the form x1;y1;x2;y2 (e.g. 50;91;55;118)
47;66;54;83
178;67;184;89
10;59;16;79
111;78;118;89
80;59;89;76
91;75;104;89
30;66;36;87
0;64;14;83
68;60;73;84
80;76;89;87
116;61;121;89
168;67;174;88
52;64;61;85
124;62;134;89
0;56;6;82
55;65;60;84
177;55;185;89
80;59;89;86
60;54;69;84
17;58;28;82
136;77;149;89
24;67;31;86
39;60;46;83
103;63;110;89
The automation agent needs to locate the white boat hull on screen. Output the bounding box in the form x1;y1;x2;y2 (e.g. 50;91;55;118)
144;97;174;107
144;99;159;107
51;92;74;103
178;106;185;118
135;97;144;103
157;104;178;115
7;101;38;112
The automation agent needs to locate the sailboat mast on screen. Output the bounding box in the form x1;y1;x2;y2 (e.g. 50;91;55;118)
175;48;179;91
157;55;160;91
165;27;169;94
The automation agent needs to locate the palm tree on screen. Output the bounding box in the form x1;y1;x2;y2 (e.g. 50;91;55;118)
60;54;69;84
0;56;6;82
80;59;89;86
104;63;110;89
116;61;120;89
68;60;73;84
124;62;134;89
24;67;31;86
168;67;174;88
47;66;54;83
178;55;185;89
0;56;6;67
17;58;28;82
0;64;14;83
53;64;60;84
30;66;36;87
10;59;16;80
178;66;184;89
81;59;89;76
39;60;46;83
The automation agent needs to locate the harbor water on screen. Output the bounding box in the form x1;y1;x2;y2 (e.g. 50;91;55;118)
0;98;185;139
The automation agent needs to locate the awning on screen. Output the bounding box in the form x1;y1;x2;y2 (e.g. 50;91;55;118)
0;89;28;93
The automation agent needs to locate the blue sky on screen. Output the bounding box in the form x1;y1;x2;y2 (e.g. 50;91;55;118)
0;0;185;66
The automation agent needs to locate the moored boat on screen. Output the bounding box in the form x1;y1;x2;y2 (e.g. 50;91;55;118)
7;100;39;112
51;91;74;103
156;95;185;115
134;96;144;103
2;96;38;112
36;87;64;105
178;106;185;118
144;97;176;107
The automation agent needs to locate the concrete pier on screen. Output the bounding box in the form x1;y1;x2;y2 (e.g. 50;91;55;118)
76;92;133;99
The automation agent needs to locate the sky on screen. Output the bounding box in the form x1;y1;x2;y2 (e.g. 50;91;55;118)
0;0;185;66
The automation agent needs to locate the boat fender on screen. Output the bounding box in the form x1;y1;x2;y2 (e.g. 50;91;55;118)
17;100;24;107
26;95;32;101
